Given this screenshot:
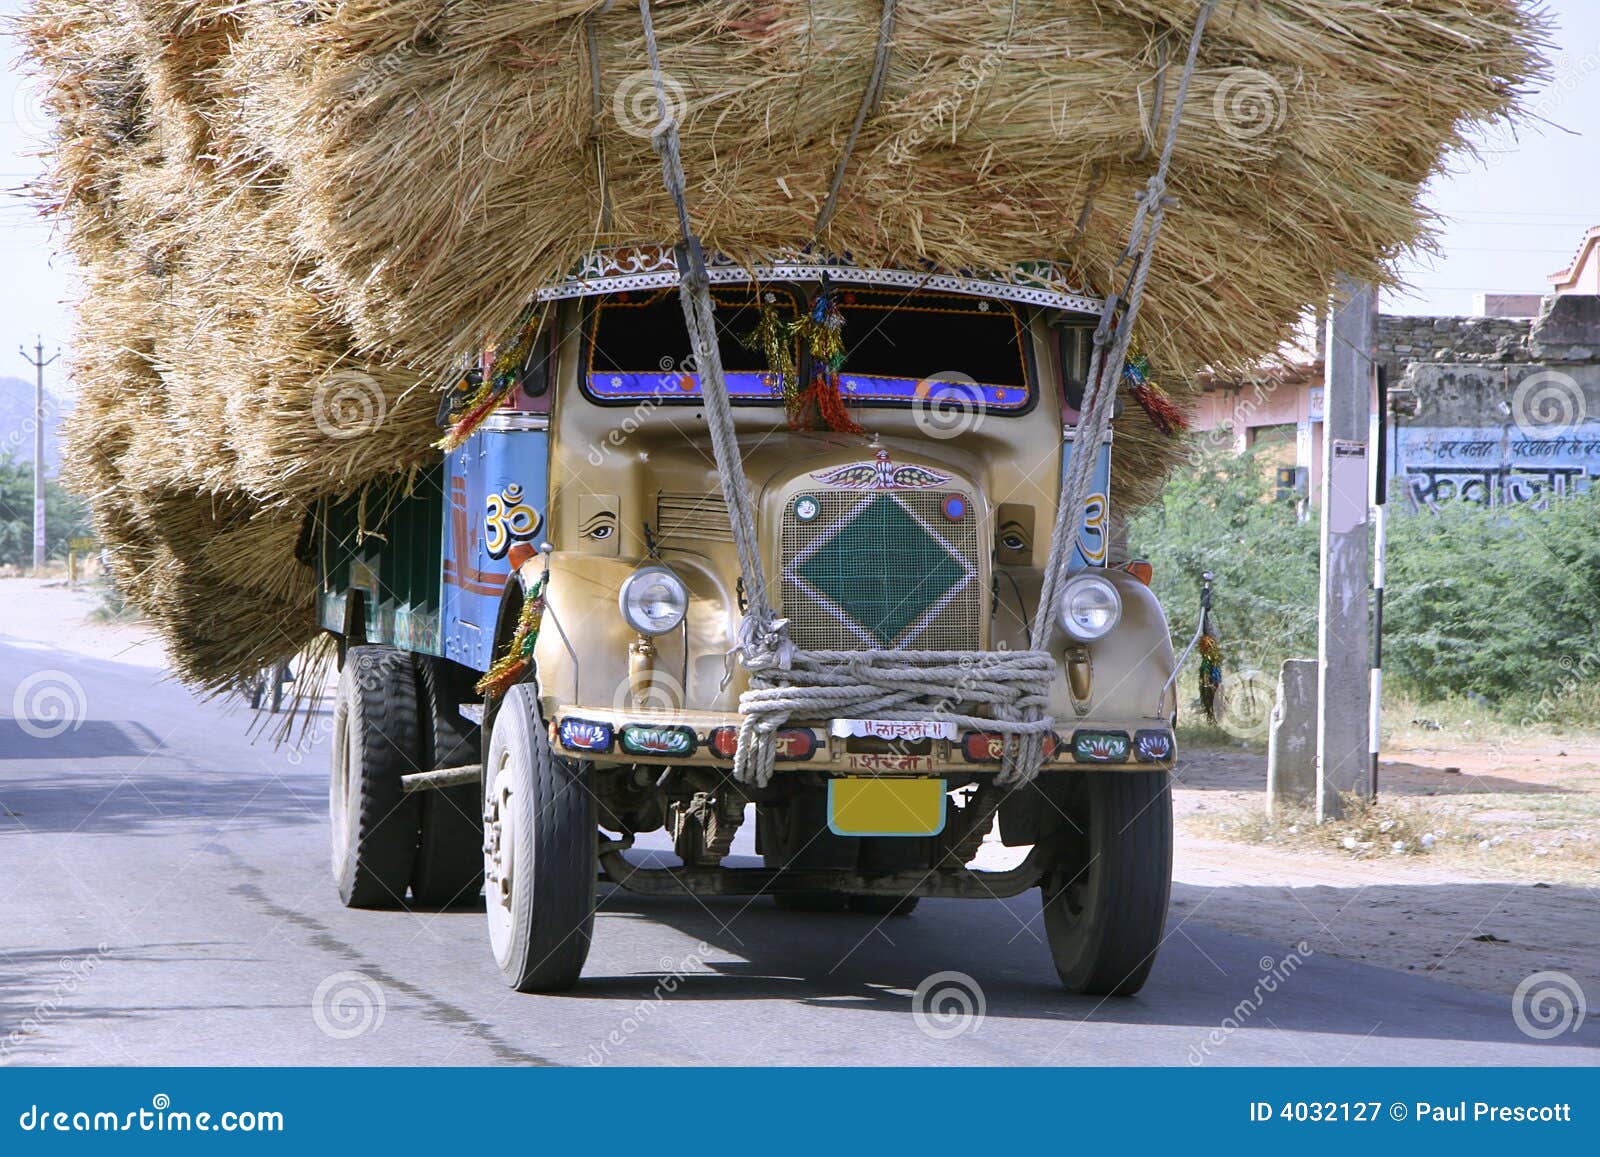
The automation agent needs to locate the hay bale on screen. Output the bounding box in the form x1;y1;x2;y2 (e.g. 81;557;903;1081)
232;0;1546;377
17;0;1548;688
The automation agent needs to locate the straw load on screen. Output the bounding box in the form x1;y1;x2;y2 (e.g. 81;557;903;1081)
19;0;1547;687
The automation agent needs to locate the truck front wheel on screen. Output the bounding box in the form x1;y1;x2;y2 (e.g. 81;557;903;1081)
1040;770;1172;996
482;684;595;992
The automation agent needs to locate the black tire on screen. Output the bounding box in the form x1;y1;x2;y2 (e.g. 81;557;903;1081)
329;646;423;908
1040;771;1172;996
483;684;595;992
410;657;485;907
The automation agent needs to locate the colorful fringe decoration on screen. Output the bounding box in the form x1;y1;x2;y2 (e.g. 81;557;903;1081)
437;306;546;452
1198;633;1224;723
784;290;862;433
742;301;799;412
1122;344;1189;437
475;571;548;698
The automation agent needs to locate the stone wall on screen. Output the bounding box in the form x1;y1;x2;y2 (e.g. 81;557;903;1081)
1376;314;1533;382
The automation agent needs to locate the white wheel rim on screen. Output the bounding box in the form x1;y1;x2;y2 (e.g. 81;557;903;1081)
330;710;354;874
484;748;517;962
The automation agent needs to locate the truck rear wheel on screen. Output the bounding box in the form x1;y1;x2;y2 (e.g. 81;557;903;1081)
1040;770;1172;996
410;657;485;908
483;684;595;992
329;645;422;908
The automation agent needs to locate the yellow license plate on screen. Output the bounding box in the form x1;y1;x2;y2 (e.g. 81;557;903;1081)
828;777;947;837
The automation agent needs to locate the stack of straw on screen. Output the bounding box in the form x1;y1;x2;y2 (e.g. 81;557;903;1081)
18;0;1547;686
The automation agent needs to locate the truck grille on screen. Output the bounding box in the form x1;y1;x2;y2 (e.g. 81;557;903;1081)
781;490;981;651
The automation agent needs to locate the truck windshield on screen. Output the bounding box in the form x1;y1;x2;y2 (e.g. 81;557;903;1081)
584;285;1033;412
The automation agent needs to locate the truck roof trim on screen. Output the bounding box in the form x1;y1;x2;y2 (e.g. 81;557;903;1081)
533;245;1104;315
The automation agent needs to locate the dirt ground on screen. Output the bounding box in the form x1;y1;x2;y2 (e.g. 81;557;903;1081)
1172;739;1600;997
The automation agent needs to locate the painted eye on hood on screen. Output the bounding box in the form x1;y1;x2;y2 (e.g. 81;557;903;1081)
1000;532;1026;552
581;511;617;540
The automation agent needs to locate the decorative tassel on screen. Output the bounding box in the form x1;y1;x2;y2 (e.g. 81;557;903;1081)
742;301;798;412
793;290;847;372
437;305;546;452
438;377;506;453
783;289;861;433
476;572;547;699
1122;343;1188;436
806;369;865;434
1198;633;1223;723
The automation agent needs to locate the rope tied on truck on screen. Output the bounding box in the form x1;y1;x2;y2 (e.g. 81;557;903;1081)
637;0;1217;787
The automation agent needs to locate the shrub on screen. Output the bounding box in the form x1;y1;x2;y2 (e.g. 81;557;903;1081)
1127;441;1600;706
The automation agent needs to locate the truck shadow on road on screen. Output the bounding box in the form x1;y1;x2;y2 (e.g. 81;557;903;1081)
569;880;1600;1060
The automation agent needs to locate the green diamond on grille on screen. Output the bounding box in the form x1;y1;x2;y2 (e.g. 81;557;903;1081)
794;495;970;646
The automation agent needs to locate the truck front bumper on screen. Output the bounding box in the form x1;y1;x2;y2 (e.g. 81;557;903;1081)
545;706;1175;773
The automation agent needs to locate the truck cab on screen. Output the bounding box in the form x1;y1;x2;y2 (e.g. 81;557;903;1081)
316;248;1176;996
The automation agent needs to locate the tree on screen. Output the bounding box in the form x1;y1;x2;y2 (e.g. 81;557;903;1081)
0;452;93;567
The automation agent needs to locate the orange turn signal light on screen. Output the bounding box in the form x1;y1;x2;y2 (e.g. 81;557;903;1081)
1124;560;1153;586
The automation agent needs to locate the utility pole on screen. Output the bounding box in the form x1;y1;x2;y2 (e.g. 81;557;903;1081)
1316;279;1376;821
20;337;60;572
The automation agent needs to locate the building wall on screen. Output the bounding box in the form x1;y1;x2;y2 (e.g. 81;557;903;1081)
1189;296;1600;508
1396;296;1600;508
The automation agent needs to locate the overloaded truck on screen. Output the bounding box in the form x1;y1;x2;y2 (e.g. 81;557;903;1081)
313;246;1178;996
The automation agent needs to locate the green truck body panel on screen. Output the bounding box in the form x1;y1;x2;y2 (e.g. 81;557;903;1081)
313;467;446;658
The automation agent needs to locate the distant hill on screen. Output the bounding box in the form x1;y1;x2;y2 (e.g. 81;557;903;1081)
0;374;73;478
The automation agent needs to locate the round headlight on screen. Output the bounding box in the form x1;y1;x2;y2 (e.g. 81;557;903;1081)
618;565;688;635
1057;574;1122;642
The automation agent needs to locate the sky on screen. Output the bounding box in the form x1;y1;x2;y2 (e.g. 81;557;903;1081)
1;0;1597;379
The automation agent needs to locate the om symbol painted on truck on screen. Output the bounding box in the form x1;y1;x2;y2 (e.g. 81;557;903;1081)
1078;491;1109;566
484;483;543;560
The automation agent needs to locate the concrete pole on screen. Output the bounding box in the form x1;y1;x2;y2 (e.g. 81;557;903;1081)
20;338;59;572
1316;280;1375;821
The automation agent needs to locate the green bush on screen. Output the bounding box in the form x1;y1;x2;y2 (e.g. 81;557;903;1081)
1126;441;1600;706
1385;486;1600;701
1127;444;1319;681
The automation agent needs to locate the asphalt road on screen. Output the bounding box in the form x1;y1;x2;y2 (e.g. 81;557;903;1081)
3;633;1597;1067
